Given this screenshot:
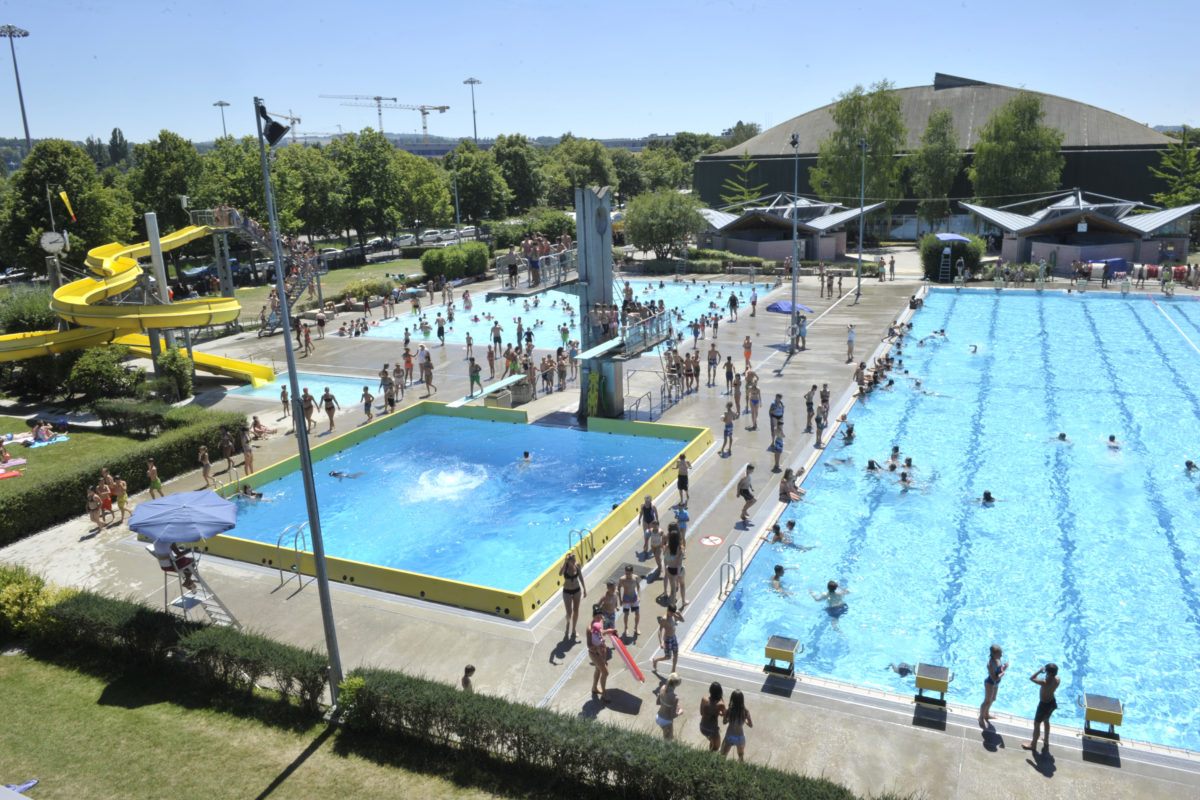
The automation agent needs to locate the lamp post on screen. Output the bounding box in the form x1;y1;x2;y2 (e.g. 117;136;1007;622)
463;77;481;143
254;97;345;706
213;100;230;138
447;153;462;246
1;25;32;156
789;132;800;355
855;137;866;302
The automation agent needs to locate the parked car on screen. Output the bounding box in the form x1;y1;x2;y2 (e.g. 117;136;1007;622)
393;233;416;247
441;228;460;242
419;229;443;244
459;226;477;239
365;236;388;251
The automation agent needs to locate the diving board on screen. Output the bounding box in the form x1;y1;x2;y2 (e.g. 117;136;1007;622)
575;336;624;361
445;373;526;408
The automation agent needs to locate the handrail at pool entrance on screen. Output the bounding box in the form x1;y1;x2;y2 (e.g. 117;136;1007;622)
275;522;310;589
718;544;744;599
625;390;653;422
726;543;744;577
621;313;673;358
568;528;595;562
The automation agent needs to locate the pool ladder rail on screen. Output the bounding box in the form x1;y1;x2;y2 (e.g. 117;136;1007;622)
568;528;595;563
718;544;744;599
275;522;310;590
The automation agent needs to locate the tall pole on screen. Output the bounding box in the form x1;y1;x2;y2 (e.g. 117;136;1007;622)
856;138;866;301
213;100;229;138
464;77;481;143
449;153;462;245
1;25;32;156
789;133;799;355
254;97;344;706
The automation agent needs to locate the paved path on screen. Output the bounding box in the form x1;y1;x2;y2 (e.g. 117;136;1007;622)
4;252;1199;800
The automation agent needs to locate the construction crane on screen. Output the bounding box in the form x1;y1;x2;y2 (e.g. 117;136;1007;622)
295;125;345;143
377;103;450;143
319;94;397;132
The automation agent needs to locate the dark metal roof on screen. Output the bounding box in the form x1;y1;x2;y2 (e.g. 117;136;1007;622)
706;74;1171;159
959;191;1200;236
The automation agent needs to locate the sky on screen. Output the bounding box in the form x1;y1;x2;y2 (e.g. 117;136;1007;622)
1;0;1198;146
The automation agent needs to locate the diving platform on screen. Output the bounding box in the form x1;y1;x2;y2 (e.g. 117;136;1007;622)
576;315;675;362
485;250;580;301
445;372;527;408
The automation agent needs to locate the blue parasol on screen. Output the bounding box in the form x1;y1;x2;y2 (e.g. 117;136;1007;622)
934;233;970;243
128;489;238;543
766;300;813;314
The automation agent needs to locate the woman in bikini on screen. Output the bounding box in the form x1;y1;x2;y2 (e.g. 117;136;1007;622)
720;689;753;761
699;681;727;751
559;552;587;640
198;445;213;488
664;525;686;607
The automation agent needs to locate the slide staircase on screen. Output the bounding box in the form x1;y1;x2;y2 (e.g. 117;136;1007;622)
0;215;275;387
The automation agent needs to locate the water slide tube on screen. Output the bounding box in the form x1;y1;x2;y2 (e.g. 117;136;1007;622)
0;225;274;387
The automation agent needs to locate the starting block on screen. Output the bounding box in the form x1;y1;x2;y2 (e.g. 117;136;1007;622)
764;635;802;677
914;662;954;708
1078;693;1124;742
1120;280;1131;296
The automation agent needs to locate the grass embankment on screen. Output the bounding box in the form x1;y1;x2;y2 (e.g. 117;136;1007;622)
0;654;500;800
232;259;424;318
0;415;139;496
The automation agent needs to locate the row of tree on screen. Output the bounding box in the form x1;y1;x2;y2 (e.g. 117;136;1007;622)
0;122;763;273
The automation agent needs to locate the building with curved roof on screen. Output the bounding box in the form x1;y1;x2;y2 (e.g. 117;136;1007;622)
694;74;1177;237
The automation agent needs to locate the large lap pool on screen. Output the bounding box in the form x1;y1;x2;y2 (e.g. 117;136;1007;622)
226;414;684;593
697;289;1200;751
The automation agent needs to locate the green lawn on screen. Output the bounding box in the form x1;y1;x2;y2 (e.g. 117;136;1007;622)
0;654;503;800
0;415;142;496
232;259;424;318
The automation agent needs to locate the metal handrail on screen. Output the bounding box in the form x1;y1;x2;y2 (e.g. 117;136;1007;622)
726;544;744;578
719;562;738;599
568;527;594;562
626;390;652;422
274;522;310;588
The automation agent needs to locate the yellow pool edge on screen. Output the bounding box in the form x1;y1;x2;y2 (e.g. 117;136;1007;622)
204;403;712;620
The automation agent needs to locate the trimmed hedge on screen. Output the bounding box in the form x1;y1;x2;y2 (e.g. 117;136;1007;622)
687;248;765;267
420;242;489;280
340;668;857;800
0;405;248;546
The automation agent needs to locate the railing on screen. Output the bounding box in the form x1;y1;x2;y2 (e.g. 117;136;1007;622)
620;312;673;358
275;522;310;590
718;544;744;599
625;390;653;422
567;527;594;562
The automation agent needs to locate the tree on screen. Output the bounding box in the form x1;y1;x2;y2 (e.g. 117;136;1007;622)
490;133;544;212
193;136;266;221
0;139;135;274
624;191;703;259
968;92;1064;201
84;137;108;169
445;140;510;224
640;148;688;192
719;151;768;209
543;135;615;207
107;128;129;168
809;80;907;210
1149;125;1200;208
608;147;644;205
724;121;762;149
273;143;346;241
327;128;403;243
909;109;963;231
394;149;452;229
127;130;203;236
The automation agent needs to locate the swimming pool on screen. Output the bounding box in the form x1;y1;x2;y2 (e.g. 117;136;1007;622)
345;279;774;347
220;412;685;595
228;371;374;402
696;289;1200;751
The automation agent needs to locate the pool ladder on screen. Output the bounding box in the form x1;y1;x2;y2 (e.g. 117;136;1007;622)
275;522;310;590
568;528;595;563
718;544;744;599
215;466;241;495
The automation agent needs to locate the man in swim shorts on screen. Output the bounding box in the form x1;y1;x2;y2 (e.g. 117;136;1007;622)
651;604;685;673
675;454;692;506
1022;663;1061;753
736;464;756;523
147;458;164;499
618;564;641;637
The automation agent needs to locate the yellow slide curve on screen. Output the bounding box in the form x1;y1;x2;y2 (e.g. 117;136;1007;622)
0;225;274;387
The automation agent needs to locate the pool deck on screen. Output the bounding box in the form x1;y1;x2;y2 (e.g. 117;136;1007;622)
5;248;1200;799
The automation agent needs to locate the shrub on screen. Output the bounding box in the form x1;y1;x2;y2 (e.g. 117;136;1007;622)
0;564;58;640
440;247;468;280
420;247;446;279
67;346;144;405
0;406;248;546
48;590;196;666
178;626;327;711
919;233;985;281
156;348;193;400
686;248;765;267
93;399;173;435
336;277;395;304
0;351;81;400
0;287;57;334
460;241;489;276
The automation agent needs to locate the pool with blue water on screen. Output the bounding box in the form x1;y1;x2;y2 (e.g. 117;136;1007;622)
229;371;373;402
345;279;775;347
696;289;1200;751
227;415;683;592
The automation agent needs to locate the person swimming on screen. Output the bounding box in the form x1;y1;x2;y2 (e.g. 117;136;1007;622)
1107;435;1123;450
866;459;880;471
239;484;263;500
889;662;916;677
329;471;365;481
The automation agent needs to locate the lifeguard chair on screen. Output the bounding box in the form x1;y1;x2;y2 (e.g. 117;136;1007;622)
1078;693;1125;742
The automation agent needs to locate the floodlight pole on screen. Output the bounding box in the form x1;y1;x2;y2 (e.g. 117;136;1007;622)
1;25;32;156
856;137;866;302
254;96;344;707
464;77;481;143
789;133;799;355
214;100;230;138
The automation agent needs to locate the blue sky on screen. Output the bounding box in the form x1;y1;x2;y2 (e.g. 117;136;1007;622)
2;0;1197;145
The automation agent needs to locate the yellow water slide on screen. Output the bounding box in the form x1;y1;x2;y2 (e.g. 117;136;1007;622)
0;225;274;387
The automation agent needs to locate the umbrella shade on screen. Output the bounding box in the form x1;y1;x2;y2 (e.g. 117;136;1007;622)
766;301;813;314
129;489;238;543
935;233;970;243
